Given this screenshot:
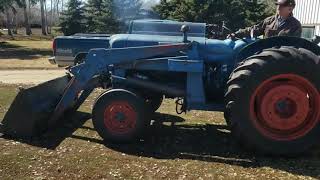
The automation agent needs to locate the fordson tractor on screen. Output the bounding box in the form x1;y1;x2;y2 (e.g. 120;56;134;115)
1;20;320;155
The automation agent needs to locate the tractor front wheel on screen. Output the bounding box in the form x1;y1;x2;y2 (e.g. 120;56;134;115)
225;47;320;155
92;89;151;143
145;95;163;112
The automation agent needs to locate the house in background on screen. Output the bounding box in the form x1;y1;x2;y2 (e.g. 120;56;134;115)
294;0;320;39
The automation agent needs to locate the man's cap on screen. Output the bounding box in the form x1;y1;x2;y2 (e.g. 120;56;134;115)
275;0;296;7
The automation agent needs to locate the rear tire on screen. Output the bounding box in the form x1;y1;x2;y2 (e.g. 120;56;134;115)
92;89;151;143
225;47;320;155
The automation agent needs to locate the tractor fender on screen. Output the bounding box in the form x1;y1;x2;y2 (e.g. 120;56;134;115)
236;36;320;63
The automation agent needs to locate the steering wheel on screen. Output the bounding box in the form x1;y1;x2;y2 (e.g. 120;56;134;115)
228;27;256;43
241;28;256;43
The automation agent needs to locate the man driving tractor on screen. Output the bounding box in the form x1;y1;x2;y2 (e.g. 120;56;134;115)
229;0;302;38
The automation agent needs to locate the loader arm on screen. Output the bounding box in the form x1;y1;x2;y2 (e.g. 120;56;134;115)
1;43;192;138
50;43;191;123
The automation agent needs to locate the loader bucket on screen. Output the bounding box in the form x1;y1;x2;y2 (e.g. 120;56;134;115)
1;75;72;138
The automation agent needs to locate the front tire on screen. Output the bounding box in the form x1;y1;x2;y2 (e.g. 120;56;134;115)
145;95;163;112
225;47;320;155
92;89;151;143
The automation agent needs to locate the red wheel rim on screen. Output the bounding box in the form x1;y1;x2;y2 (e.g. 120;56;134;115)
103;101;137;135
250;74;320;141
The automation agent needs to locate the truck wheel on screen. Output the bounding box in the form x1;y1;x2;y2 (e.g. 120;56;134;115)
74;53;88;65
92;89;151;143
225;47;320;155
145;95;163;112
74;57;85;65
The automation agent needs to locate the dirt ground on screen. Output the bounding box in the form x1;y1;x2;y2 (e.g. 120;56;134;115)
0;85;320;180
0;69;66;84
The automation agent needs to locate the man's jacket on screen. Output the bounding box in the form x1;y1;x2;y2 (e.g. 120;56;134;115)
236;14;302;38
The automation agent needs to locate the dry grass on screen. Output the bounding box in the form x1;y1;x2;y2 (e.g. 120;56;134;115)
0;85;320;179
0;28;61;41
0;40;58;70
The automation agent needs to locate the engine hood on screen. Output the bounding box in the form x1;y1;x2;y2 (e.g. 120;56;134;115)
109;34;253;63
109;34;206;48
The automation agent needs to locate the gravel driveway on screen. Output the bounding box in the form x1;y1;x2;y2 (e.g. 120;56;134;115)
0;69;67;85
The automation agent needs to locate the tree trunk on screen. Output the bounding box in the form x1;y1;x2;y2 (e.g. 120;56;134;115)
12;8;18;34
53;0;56;22
61;0;63;12
45;0;50;34
5;9;13;36
56;0;60;17
28;0;31;20
40;0;47;35
24;0;32;35
50;0;53;34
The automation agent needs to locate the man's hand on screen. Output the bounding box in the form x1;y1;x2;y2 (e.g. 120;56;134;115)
227;33;236;40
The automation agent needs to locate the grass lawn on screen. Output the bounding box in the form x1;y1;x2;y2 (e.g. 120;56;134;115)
0;85;320;179
0;27;62;40
0;39;58;70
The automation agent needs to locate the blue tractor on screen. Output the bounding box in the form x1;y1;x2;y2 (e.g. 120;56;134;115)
2;20;320;155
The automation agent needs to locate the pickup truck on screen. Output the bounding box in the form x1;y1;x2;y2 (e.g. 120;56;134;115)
50;34;111;66
49;19;207;66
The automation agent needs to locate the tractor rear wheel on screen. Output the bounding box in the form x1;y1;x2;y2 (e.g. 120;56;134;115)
92;89;151;143
225;47;320;155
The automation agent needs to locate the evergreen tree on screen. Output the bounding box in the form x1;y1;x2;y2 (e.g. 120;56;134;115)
154;0;274;31
59;0;85;35
242;0;273;27
85;0;119;33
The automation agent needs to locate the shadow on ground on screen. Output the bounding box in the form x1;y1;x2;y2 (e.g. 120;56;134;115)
1;112;319;178
73;112;320;179
1;111;92;149
0;41;51;60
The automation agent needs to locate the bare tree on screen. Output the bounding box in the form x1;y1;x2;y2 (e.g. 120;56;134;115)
11;6;18;34
40;0;47;35
61;0;63;12
50;0;53;33
5;9;13;36
45;0;49;33
22;0;32;35
0;0;14;36
56;0;60;17
28;0;31;20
